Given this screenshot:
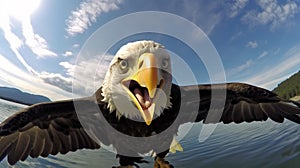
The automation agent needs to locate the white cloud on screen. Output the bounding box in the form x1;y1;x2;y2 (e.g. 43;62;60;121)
246;44;300;89
0;1;75;99
0;15;38;74
22;17;57;58
58;54;113;96
0;16;72;98
66;0;123;36
62;51;73;57
242;0;300;29
73;43;80;48
1;9;112;98
38;71;73;93
246;41;258;48
258;51;268;59
0;16;23;49
228;0;249;18
0;5;56;80
181;1;223;35
59;61;75;76
0;55;72;100
256;74;294;90
227;59;254;76
230;31;243;41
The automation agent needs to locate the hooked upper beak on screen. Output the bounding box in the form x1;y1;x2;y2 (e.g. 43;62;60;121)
121;53;164;125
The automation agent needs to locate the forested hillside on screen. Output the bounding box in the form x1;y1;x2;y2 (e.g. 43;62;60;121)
273;70;300;99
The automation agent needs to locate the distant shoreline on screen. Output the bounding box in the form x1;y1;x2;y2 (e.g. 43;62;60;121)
0;87;51;105
0;97;31;106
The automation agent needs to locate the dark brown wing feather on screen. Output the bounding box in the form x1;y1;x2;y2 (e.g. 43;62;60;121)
0;97;100;165
177;83;300;124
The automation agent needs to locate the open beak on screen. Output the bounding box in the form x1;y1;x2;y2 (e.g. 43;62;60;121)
122;53;164;125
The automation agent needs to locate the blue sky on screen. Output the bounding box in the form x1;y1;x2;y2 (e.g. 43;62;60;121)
0;0;300;100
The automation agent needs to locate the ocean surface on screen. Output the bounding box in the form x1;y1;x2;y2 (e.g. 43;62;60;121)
0;98;300;168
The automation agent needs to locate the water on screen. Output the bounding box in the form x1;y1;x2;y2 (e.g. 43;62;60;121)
0;98;300;168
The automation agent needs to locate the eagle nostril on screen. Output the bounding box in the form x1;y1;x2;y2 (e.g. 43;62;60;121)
138;60;144;69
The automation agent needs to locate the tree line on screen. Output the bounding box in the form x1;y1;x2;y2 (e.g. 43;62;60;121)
273;70;300;100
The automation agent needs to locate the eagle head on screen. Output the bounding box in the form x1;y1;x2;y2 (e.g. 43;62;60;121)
101;40;172;125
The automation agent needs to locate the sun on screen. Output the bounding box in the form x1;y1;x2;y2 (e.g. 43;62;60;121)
0;0;41;20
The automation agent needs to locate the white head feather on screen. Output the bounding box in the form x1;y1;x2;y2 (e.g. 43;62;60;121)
101;40;172;120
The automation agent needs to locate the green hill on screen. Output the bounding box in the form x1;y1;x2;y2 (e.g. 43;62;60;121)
273;70;300;100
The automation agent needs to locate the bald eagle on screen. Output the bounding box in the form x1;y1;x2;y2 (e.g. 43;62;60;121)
1;40;300;168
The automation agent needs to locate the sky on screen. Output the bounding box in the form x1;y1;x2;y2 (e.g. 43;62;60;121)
0;0;300;100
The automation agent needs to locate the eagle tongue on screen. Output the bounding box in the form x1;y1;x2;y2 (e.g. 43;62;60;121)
134;88;151;109
143;89;151;108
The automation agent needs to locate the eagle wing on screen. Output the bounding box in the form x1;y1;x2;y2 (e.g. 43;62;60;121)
2;83;300;165
0;97;100;165
176;83;300;124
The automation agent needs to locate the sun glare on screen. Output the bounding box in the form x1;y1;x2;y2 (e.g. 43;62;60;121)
0;0;41;20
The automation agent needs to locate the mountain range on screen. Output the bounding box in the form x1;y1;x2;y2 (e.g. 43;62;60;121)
0;87;51;105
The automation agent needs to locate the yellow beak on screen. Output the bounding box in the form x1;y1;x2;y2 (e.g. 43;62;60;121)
122;53;160;125
132;53;158;98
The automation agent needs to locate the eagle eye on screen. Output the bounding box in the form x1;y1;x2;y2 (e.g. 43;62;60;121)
162;59;169;69
119;59;129;73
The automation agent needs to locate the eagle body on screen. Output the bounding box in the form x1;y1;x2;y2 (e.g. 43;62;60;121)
1;40;300;167
95;84;181;156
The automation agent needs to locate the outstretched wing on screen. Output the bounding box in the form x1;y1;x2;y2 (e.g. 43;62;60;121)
0;97;100;165
177;83;300;124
